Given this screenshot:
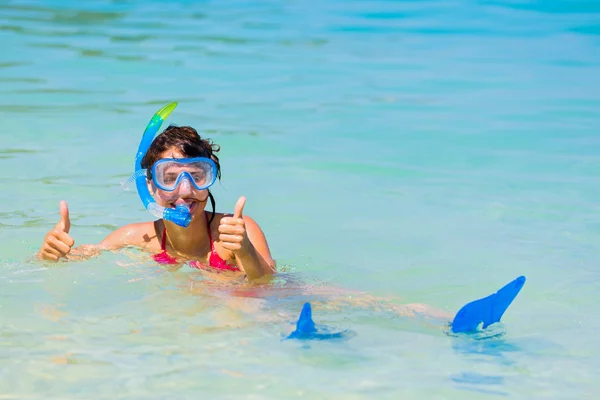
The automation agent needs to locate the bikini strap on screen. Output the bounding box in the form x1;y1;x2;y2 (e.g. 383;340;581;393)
160;227;167;251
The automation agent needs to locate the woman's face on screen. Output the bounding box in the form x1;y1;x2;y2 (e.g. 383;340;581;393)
150;148;209;218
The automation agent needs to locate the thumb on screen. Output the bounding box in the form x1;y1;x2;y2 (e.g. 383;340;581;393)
58;200;71;233
233;196;246;219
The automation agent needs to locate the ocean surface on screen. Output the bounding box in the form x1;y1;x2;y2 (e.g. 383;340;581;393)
1;0;599;398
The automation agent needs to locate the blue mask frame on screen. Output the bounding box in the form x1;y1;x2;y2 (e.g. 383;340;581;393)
151;157;218;192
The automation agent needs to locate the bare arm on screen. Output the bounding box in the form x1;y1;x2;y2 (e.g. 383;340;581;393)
37;201;153;263
216;196;277;281
55;223;152;261
98;222;152;250
235;215;277;280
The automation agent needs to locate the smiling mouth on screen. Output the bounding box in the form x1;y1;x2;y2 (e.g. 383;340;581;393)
171;199;197;213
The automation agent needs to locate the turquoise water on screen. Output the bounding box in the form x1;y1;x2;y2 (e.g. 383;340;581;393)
2;0;600;397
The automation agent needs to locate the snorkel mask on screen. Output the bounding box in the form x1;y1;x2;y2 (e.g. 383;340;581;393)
132;102;194;227
150;158;217;193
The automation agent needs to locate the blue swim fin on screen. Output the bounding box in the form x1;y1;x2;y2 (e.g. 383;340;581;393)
290;302;317;336
286;302;350;341
451;276;526;334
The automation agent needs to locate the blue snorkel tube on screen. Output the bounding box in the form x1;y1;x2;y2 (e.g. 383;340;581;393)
134;102;192;228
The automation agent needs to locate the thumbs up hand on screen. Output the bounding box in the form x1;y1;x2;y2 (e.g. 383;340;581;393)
218;196;250;256
38;200;75;261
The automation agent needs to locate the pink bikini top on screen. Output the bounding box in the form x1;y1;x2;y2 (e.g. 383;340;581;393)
152;212;240;272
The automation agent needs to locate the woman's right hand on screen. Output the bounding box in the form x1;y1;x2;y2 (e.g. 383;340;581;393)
38;200;75;261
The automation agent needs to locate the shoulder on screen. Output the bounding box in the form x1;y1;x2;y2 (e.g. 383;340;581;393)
99;220;160;250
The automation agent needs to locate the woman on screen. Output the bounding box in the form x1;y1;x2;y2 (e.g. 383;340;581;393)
37;106;276;281
36;104;524;334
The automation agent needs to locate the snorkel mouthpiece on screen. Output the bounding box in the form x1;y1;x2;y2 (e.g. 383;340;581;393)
135;102;192;228
163;204;192;227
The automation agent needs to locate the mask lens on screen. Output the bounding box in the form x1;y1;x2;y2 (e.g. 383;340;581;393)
153;158;215;191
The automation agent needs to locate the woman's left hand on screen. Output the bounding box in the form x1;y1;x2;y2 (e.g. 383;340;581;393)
218;196;251;255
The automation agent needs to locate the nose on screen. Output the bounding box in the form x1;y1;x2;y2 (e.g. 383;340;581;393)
175;174;193;195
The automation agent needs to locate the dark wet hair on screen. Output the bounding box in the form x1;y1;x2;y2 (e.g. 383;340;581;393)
141;124;222;224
